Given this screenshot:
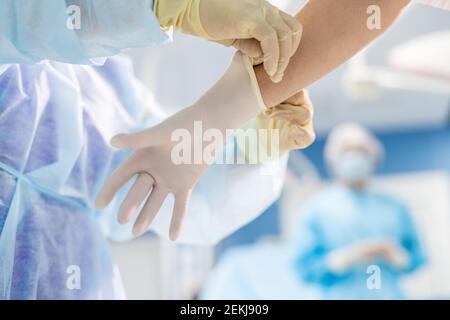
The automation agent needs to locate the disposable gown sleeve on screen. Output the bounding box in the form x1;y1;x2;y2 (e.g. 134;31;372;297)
294;210;346;286
0;0;168;64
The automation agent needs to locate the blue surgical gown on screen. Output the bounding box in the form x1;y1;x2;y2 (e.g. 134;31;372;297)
0;1;288;299
293;185;425;300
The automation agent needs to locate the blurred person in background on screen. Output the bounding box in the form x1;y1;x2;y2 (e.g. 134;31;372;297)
0;0;305;300
293;123;426;299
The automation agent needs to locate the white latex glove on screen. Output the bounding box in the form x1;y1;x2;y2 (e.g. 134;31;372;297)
95;52;264;241
327;239;410;273
154;0;302;82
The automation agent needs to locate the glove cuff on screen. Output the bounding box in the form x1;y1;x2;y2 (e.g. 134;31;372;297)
236;117;286;165
154;0;212;39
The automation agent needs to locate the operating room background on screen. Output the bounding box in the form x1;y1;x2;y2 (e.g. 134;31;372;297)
109;1;450;299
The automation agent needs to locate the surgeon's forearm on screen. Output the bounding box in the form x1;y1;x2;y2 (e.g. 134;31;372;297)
256;0;411;107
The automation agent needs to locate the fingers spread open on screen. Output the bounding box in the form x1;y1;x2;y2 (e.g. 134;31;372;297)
169;190;192;241
118;173;154;225
267;12;293;83
133;185;169;237
95;154;141;209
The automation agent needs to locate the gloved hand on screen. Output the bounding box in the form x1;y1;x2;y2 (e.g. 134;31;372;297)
95;52;264;241
154;0;302;83
237;89;315;163
327;239;411;273
369;240;410;269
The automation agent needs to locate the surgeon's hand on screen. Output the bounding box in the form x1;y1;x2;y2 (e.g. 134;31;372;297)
154;0;302;83
96;53;264;241
95;106;211;241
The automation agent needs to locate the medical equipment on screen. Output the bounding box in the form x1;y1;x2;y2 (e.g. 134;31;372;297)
333;150;376;182
419;0;450;10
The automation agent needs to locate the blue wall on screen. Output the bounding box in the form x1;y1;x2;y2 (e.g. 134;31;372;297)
216;126;450;254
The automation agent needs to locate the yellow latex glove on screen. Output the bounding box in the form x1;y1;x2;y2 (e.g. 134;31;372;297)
154;0;302;83
237;90;315;164
327;239;410;273
95;53;264;241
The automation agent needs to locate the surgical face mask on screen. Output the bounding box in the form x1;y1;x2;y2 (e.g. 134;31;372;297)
333;150;376;183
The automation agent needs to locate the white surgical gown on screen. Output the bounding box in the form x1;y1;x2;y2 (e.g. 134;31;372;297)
0;0;287;299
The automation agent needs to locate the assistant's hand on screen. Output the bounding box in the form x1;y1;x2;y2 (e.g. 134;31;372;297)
154;0;302;83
